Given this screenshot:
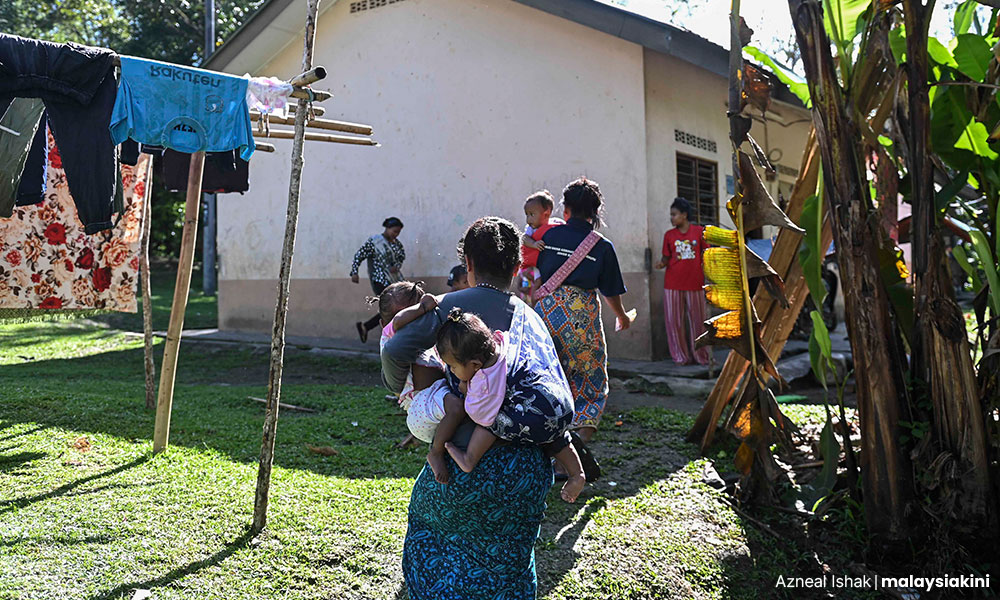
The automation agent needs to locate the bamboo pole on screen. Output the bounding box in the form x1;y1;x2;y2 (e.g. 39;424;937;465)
140;155;157;410
290;87;331;101
250;111;373;136
252;129;377;146
255;142;276;153
252;0;321;535
289;66;326;87
153;151;205;453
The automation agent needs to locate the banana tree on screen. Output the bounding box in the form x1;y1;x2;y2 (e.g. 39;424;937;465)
788;0;917;542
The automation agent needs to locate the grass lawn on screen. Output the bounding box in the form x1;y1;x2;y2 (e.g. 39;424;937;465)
0;310;875;598
88;264;217;332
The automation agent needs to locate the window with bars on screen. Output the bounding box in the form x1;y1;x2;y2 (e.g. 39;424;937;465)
676;153;719;225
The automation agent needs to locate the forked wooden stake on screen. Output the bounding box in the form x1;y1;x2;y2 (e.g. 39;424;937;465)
153;151;205;453
252;0;322;535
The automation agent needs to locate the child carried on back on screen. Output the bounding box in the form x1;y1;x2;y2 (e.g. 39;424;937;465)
389;291;587;503
375;282;449;445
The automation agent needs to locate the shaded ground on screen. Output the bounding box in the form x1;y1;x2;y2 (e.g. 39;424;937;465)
0;319;882;600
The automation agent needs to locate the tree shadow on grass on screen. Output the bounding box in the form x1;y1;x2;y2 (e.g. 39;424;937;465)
0;455;150;514
0;424;46;443
0;450;46;473
88;528;254;600
0;341;419;481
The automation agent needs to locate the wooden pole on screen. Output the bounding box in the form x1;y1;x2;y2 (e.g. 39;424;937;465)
140;155;157;410
250;111;373;136
288;66;326;87
290;87;331;102
289;105;324;116
252;0;321;535
252;129;377;146
153;151;205;453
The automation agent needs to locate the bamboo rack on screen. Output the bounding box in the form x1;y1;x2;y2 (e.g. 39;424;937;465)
252;129;378;146
250;111;373;136
151;58;378;457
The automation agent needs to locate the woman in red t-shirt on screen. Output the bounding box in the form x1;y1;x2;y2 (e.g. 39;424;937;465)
655;198;710;365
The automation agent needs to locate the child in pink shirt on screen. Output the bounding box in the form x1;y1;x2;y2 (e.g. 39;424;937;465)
436;307;586;503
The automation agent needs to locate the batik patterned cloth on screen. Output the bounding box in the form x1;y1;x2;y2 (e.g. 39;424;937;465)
534;285;609;430
488;299;575;446
0;131;147;312
402;444;551;600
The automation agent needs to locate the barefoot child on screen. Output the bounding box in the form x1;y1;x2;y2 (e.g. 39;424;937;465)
519;190;562;304
435;306;587;503
375;282;449;447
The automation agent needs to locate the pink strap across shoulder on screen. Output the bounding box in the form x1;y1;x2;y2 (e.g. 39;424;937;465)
532;231;602;302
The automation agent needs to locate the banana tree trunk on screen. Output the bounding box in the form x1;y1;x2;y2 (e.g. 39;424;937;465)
903;0;996;536
788;0;914;543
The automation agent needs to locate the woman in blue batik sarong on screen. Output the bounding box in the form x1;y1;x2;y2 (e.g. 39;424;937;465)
381;217;600;600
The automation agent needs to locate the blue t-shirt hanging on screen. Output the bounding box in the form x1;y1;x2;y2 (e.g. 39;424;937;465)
110;56;255;160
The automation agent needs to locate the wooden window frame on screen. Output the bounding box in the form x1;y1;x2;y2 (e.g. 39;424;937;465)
675;152;720;225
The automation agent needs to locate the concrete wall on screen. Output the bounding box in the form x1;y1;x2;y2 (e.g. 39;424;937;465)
216;0;653;358
642;48;811;359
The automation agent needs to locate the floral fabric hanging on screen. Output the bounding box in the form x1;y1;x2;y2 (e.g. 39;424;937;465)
0;131;147;312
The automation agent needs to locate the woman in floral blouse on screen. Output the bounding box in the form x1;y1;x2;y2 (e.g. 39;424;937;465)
351;216;406;342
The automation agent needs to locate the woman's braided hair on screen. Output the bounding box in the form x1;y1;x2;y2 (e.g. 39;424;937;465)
562;177;605;228
436;307;496;365
457;216;522;282
366;280;424;324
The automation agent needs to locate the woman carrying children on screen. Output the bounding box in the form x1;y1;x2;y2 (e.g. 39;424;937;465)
381;217;587;600
350;216;406;342
534;177;633;447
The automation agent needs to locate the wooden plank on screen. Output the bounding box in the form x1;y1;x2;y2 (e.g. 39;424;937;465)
153;151;205;453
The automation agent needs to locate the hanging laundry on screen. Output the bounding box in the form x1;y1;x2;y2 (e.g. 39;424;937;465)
111;56;255;160
0;97;44;217
246;75;293;117
0;131;148;313
0;34;120;234
161;149;249;194
16;113;49;208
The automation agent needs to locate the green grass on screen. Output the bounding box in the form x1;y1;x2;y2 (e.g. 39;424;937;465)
78;264;217;333
0;316;873;599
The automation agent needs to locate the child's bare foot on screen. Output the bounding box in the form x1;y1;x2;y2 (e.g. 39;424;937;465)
560;473;586;503
444;442;475;473
427;448;450;484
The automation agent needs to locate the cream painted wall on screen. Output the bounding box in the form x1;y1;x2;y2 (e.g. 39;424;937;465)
215;0;652;357
642;48;812;359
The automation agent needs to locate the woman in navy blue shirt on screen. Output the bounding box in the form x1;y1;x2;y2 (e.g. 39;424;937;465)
535;178;633;447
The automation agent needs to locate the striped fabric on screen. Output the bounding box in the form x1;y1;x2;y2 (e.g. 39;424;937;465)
663;289;711;365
